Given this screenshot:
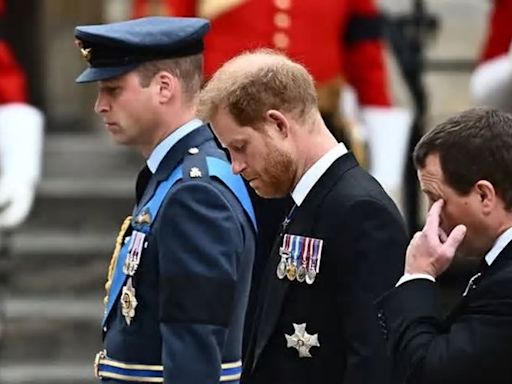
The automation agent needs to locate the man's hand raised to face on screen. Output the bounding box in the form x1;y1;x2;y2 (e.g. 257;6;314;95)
405;199;467;278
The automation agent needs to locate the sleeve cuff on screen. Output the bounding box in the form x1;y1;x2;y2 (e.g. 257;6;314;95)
396;273;435;287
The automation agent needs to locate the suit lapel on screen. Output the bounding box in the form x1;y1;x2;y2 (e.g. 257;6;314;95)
135;125;214;212
250;153;359;369
446;240;512;323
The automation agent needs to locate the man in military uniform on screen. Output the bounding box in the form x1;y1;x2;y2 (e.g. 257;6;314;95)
199;50;408;384
74;16;256;383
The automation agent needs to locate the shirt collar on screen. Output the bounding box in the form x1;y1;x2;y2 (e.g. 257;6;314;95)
146;118;203;173
291;143;348;206
484;226;512;266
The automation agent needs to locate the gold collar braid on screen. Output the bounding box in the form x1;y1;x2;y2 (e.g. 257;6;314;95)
104;216;133;306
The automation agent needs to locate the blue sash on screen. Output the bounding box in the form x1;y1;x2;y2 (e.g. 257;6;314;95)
103;157;256;325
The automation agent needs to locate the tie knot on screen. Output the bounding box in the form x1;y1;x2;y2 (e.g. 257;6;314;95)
136;166;152;203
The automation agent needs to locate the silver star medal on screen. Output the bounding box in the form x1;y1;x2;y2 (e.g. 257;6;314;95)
120;278;138;325
285;323;320;358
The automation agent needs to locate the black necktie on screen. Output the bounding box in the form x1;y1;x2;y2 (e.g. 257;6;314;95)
135;165;152;204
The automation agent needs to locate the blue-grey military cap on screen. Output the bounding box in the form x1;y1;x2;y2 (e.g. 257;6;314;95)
74;16;210;83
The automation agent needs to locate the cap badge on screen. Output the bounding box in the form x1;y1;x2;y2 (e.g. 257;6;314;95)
80;47;92;63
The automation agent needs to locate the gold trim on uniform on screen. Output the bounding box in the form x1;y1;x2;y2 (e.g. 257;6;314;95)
95;352;241;382
221;373;242;382
221;360;242;369
104;216;133;306
101;358;163;371
98;371;163;383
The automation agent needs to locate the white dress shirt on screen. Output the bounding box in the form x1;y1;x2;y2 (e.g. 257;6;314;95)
146;118;203;173
291;143;348;206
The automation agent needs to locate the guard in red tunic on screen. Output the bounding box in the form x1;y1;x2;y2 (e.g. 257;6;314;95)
135;0;396;161
0;0;44;231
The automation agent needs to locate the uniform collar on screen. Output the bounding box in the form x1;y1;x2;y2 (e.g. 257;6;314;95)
291;143;348;206
146;118;203;173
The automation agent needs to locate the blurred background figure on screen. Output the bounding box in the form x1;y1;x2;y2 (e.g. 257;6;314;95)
132;0;412;209
0;0;44;234
470;0;512;113
0;0;44;351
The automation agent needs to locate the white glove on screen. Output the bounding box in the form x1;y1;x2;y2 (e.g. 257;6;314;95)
470;56;512;113
470;42;512;113
362;106;412;212
0;103;44;229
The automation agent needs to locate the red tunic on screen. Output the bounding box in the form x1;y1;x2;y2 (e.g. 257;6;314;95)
133;0;391;106
480;0;512;62
0;0;28;103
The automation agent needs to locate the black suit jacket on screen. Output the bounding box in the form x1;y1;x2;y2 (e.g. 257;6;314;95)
376;240;512;384
242;153;408;384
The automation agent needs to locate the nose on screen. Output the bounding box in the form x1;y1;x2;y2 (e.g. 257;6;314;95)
231;157;247;175
94;93;110;115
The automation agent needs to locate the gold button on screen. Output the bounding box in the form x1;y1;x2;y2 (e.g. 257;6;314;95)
274;0;291;11
274;12;291;29
273;32;290;49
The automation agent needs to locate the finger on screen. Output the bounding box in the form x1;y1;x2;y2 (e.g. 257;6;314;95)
423;199;444;240
442;224;467;256
438;227;448;243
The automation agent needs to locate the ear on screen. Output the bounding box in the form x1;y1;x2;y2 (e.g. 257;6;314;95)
153;71;175;103
265;109;290;138
474;180;496;213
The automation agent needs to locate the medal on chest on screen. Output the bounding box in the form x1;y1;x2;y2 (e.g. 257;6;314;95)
276;234;323;284
285;323;320;358
120;229;146;325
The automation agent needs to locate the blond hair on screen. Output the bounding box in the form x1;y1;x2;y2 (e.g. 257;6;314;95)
198;49;318;126
136;54;203;104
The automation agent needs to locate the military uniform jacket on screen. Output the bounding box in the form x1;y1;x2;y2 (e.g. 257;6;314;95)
375;240;512;384
101;126;256;383
242;153;407;384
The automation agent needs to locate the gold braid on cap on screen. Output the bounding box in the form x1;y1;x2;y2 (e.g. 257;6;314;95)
104;216;132;306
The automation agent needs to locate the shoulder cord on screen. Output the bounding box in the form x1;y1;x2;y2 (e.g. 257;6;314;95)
103;216;132;306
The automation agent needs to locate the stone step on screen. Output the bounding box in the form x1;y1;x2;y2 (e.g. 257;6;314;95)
1;297;102;364
43;133;139;178
5;231;114;295
24;177;134;232
0;363;95;384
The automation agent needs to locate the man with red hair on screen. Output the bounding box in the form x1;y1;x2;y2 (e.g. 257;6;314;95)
132;0;411;194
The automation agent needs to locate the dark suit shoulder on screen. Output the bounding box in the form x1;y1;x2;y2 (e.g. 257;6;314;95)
471;260;512;305
323;165;404;222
